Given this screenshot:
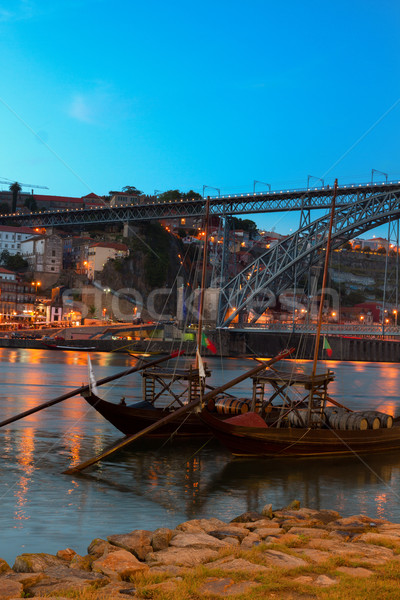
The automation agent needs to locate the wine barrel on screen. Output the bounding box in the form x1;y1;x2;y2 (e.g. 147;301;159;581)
362;411;393;429
360;411;380;430
214;397;249;415
335;413;368;430
326;409;347;429
288;409;325;427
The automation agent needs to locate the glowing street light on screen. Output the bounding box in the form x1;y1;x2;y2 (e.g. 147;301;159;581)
31;281;41;293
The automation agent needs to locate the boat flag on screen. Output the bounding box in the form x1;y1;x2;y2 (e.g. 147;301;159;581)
323;337;332;358
87;354;99;395
201;333;217;354
196;348;206;379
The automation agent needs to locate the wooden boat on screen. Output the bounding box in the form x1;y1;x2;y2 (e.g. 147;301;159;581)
200;179;400;458
82;362;213;438
200;364;400;457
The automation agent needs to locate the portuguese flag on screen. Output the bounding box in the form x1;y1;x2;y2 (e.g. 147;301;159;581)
202;333;217;354
323;336;332;358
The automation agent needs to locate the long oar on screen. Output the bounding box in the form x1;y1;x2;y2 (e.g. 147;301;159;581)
0;350;184;429
64;347;295;474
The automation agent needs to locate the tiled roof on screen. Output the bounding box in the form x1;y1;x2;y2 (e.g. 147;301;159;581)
90;241;128;251
0;225;37;234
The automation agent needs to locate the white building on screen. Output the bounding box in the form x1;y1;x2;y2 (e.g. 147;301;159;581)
0;226;39;255
87;241;129;279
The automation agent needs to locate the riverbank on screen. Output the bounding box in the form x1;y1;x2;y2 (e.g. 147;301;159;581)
2;502;400;599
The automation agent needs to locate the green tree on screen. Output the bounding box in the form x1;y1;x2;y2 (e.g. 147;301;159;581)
157;190;182;203
24;196;38;211
122;186;143;195
10;182;21;213
0;250;28;270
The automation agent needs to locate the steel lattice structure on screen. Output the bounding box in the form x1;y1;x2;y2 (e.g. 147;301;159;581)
218;186;400;327
0;182;399;227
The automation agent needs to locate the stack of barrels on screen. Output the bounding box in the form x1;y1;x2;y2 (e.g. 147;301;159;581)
324;407;393;430
210;397;251;415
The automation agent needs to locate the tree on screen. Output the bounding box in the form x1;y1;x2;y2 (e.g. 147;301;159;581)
24;196;38;211
122;186;143;196
157;190;182;203
0;250;28;270
227;216;258;238
10;182;21;213
0;202;11;214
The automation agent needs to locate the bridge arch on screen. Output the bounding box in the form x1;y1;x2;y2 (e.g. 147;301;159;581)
218;187;400;327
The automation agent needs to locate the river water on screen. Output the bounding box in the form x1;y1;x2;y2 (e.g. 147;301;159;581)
1;348;400;565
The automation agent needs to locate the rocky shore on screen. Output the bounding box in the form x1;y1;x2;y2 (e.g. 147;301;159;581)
1;502;400;599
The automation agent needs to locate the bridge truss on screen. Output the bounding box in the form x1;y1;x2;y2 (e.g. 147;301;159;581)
218;186;400;327
0;182;399;227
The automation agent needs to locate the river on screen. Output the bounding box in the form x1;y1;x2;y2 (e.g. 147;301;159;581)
1;348;400;565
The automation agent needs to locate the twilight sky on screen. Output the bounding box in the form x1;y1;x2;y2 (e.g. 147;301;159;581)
0;0;399;232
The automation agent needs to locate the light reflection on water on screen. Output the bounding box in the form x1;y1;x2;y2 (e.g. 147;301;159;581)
1;350;400;564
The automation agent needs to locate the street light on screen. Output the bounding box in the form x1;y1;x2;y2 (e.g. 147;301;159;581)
394;309;398;327
307;175;324;188
371;169;388;183
253;180;271;193
31;281;41;293
203;185;220;198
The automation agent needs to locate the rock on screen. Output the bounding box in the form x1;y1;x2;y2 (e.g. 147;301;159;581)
315;574;338;586
261;503;273;518
198;577;258;597
253;527;285;538
308;539;394;565
262;549;308;568
207;528;248;542
286;499;301;510
326;515;386;532
296;548;332;564
146;547;218;567
92;549;149;580
87;538;119;558
69;554;94;571
56;548;77;562
151;527;175;551
169;532;230;550
175;518;228;533
94;582;138;597
287;527;328;538
356;532;400;545
328;530;352;542
230;511;264;523
0;559;11;574
12;552;66;572
0;577;23;599
240;532;262;549
244;519;281;530
293;575;314;584
274;508;340;524
337;566;374;578
107;530;152;560
205;557;269;573
25;566;107;596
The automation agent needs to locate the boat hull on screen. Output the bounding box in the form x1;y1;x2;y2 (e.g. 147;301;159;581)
83;392;211;438
200;410;400;457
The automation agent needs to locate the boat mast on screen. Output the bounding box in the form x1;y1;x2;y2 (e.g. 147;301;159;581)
311;178;338;379
195;195;211;368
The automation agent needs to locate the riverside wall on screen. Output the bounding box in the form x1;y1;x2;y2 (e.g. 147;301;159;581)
0;331;399;362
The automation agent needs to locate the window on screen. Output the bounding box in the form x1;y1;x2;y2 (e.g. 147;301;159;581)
52;250;56;256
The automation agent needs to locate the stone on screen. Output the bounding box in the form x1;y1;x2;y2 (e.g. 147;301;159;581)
240;532;262;549
175;517;228;533
337;566;374;578
95;582;138;597
356;532;400;545
12;552;65;572
56;548;77;562
245;519;281;530
107;530;152;560
207;528;248;542
205;557;269;573
230;511;264;523
26;566;107;596
262;549;308;569
0;578;23;599
151;527;175;551
146;547;218;567
169;532;230;550
88;538;118;557
198;577;258;596
293;575;314;584
287;527;328;538
274;508;340;524
261;503;273;518
92;549;149;580
149;564;184;575
308;539;394;565
328;530;352;542
326;515;386;532
253;527;285;538
0;559;11;574
69;554;94;571
296;548;332;564
315;574;338;586
286;499;301;510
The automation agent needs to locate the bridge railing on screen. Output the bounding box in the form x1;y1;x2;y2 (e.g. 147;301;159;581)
225;322;400;336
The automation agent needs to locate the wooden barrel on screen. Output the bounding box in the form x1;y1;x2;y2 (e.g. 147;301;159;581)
339;413;368;430
362;411;393;429
360;411;381;430
288;409;325;427
214;397;249;415
326;409;347;429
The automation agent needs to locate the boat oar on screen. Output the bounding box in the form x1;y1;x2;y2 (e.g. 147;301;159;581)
0;350;184;430
63;347;295;475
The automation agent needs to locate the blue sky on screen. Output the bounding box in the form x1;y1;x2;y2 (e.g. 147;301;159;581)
0;0;399;233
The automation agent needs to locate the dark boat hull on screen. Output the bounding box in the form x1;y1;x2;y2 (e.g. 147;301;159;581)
83;392;211;438
200;410;400;457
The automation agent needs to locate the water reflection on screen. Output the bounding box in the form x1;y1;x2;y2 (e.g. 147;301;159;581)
2;351;400;565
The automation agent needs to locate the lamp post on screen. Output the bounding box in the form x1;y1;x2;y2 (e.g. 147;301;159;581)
103;287;111;321
253;180;271;193
307;175;324;188
203;185;220;198
31;281;41;294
